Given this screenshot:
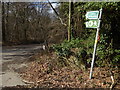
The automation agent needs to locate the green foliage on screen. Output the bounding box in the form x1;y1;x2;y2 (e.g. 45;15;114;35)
96;32;120;67
52;38;89;69
52;38;83;58
57;2;120;68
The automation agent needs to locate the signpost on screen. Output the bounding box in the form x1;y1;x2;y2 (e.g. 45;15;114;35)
85;8;102;79
86;11;99;19
85;20;100;28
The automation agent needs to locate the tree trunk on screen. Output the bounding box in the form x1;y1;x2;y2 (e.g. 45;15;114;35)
6;2;9;42
2;2;6;42
68;1;72;41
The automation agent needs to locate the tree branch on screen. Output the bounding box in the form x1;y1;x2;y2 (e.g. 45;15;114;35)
47;0;67;26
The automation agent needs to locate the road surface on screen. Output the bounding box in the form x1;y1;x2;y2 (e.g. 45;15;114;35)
0;44;43;87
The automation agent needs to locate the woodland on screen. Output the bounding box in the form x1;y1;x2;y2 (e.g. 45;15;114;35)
2;1;120;89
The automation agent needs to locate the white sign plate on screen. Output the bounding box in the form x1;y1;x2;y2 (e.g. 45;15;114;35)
85;20;100;28
86;11;99;19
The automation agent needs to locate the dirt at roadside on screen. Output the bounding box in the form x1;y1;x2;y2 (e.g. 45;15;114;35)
18;52;120;89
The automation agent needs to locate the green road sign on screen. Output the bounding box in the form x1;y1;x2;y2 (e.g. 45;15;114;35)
86;11;99;19
85;20;100;28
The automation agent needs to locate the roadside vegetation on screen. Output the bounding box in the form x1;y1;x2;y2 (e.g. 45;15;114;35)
2;1;120;89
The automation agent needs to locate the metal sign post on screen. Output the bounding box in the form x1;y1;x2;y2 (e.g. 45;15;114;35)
89;8;102;79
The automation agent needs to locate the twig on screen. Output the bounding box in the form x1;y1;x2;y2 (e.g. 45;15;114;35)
22;79;34;84
105;58;117;90
109;71;117;90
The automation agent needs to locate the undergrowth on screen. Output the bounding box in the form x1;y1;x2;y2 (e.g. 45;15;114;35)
52;31;120;70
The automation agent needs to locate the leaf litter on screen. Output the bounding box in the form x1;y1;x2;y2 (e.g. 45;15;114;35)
18;51;120;89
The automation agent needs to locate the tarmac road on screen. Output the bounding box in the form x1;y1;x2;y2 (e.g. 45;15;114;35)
0;44;43;87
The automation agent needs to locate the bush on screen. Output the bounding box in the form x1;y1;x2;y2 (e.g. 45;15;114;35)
52;38;88;69
52;29;120;69
52;38;83;58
